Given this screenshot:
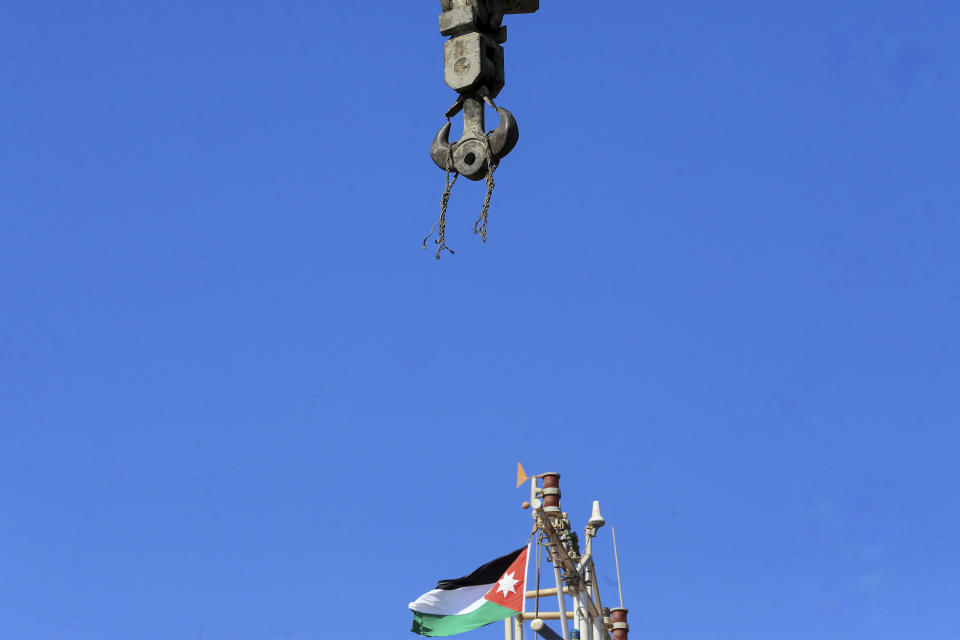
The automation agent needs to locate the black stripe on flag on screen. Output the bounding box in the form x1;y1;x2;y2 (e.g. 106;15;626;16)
434;547;526;590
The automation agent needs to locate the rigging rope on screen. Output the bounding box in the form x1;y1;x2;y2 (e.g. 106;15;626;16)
473;129;498;243
423;124;458;259
424;114;499;258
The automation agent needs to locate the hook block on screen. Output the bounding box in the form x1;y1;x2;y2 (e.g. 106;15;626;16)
443;32;505;97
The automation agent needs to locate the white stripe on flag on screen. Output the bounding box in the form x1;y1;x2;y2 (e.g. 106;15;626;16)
408;584;492;616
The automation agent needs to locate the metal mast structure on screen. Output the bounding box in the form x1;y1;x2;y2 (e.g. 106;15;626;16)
515;468;631;640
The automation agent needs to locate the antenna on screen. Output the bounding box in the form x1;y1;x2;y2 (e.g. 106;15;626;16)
611;525;624;609
587;501;605;529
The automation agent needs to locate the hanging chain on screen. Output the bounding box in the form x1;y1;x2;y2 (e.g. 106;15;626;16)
425;94;503;256
474;94;502;243
423;123;459;260
472;128;498;243
424;129;498;257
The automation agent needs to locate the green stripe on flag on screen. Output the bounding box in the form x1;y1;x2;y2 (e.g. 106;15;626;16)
411;600;517;637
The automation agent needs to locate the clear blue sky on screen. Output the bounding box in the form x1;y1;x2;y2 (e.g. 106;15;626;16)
2;2;958;639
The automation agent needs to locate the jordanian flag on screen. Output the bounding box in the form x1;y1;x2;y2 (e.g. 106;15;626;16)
409;546;529;636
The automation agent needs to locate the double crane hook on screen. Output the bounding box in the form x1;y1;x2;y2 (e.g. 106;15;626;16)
423;1;538;256
430;94;519;181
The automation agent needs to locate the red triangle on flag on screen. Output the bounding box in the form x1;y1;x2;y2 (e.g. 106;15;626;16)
483;545;528;613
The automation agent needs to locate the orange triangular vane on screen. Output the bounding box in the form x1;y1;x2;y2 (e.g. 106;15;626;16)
517;463;529;488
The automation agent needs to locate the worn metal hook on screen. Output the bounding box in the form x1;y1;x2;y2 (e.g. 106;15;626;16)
430;96;519;181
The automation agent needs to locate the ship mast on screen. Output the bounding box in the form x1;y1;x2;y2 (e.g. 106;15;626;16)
512;467;631;640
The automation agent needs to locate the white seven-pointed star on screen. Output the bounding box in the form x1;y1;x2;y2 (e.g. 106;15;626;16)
496;571;520;597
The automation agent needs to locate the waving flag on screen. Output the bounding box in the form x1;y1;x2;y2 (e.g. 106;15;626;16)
409;546;529;636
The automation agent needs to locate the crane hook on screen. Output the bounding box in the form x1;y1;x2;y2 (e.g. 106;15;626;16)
430;96;519;181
